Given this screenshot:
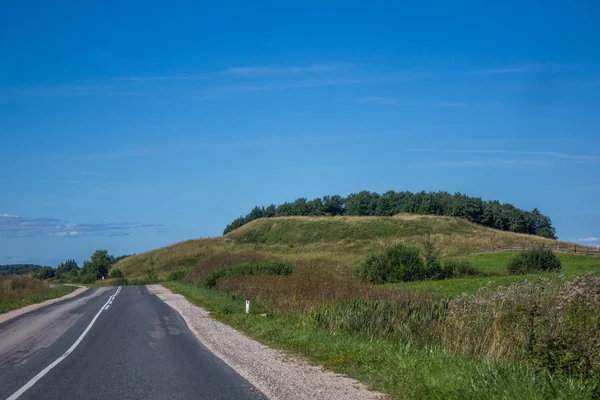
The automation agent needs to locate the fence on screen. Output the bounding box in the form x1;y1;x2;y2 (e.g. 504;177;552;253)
467;243;600;257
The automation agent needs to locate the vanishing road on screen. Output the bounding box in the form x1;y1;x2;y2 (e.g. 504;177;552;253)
0;286;265;400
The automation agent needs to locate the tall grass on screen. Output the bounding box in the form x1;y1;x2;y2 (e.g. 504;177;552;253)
0;275;77;313
221;270;600;379
0;275;48;300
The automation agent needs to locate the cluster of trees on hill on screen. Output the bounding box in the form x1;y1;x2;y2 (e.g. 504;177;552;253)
223;190;557;239
0;264;44;276
33;251;132;283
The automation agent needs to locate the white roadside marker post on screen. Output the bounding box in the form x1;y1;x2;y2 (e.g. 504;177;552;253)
245;299;250;314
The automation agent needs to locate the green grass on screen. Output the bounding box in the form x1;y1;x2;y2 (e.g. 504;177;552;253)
164;281;598;399
115;215;578;280
384;253;600;297
0;285;78;314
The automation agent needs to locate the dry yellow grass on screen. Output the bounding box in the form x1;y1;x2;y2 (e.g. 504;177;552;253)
114;215;586;280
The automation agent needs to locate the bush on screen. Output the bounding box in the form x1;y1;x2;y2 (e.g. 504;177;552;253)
167;270;187;281
441;259;480;279
79;274;97;284
356;245;426;283
507;248;562;274
109;268;124;279
112;277;129;286
203;262;293;289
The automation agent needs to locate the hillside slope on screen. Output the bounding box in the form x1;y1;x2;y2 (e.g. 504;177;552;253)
115;215;578;279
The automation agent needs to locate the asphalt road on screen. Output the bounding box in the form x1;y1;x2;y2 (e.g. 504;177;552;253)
0;286;265;400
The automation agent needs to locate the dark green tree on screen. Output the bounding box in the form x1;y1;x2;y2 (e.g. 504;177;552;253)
81;250;114;279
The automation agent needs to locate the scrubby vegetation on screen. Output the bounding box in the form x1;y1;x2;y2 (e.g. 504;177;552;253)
507;248;562;274
355;244;480;283
224;190;557;238
203;261;293;288
0;275;76;313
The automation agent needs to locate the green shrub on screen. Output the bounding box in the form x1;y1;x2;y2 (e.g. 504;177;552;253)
167;270;187;281
356;245;426;283
109;268;124;279
203;262;293;289
441;259;480;279
357;245;482;284
354;254;390;284
387;245;427;282
507;248;562;274
112;277;129;286
79;274;97;284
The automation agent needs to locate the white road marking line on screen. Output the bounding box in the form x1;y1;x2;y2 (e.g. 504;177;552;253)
6;286;122;400
104;305;110;310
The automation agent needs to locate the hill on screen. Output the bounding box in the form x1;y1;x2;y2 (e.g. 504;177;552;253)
115;215;577;280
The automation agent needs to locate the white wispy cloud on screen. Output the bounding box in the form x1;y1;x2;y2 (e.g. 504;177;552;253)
77;148;157;161
438;159;550;168
578;237;599;242
0;214;164;238
221;64;346;77
469;62;576;75
352;97;467;107
403;149;599;161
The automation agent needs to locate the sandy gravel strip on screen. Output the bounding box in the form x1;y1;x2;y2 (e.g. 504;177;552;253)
0;285;88;324
148;284;385;400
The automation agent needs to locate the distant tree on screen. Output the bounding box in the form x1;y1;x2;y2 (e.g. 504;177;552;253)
37;266;55;280
81;250;114;279
322;195;345;216
56;259;79;279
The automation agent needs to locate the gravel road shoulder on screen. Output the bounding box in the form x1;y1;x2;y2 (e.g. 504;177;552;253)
0;285;88;324
148;284;385;400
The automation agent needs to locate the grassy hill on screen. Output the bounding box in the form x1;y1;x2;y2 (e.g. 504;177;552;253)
115;215;578;280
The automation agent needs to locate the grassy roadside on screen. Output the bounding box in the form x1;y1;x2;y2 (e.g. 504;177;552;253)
0;285;78;314
385;253;600;297
164;281;598;399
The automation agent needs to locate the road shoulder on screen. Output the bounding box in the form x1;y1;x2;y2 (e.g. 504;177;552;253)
148;284;384;400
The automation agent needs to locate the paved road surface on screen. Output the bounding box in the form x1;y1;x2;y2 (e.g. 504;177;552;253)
0;286;265;400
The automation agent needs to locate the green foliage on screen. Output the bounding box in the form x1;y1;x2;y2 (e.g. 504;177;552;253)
223;190;557;239
0;264;43;276
507;248;562;274
81;250;114;279
56;259;78;279
36;266;55;280
109;268;124;279
111;277;129;286
441;259;480;279
79;274;97;284
167;269;187;281
356;245;427;283
203;262;293;288
357;244;481;284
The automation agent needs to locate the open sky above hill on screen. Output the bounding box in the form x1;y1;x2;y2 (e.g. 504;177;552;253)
1;0;599;266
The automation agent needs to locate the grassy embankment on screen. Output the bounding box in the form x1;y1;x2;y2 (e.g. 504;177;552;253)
0;275;77;313
115;215;582;280
115;215;600;399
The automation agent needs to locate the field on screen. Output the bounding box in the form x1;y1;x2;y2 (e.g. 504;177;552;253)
114;216;600;399
0;275;77;313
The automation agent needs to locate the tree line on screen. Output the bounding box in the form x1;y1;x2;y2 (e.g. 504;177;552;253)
223;190;557;239
36;251;132;283
0;264;44;276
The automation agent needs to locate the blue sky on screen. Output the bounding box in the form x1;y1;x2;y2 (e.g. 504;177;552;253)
1;0;599;266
